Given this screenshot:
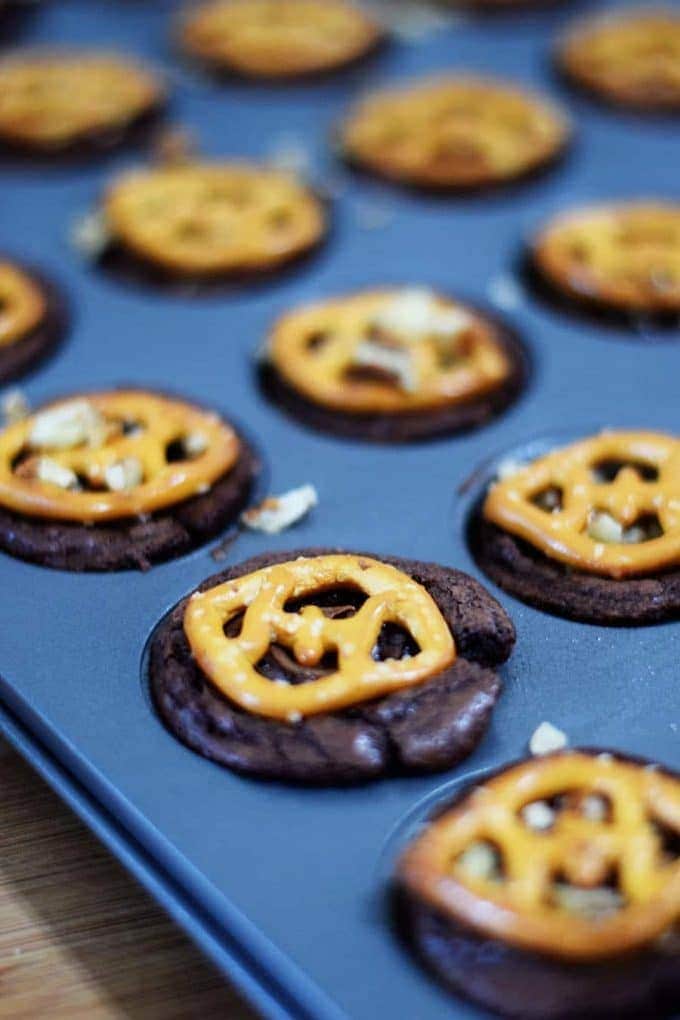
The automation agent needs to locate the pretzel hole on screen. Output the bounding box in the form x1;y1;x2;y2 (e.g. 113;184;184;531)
592;458;659;483
343;364;402;388
268;208;293;231
283;584;367;617
531;485;563;513
551;869;626;917
374;622;420;662
652;818;680;865
305;330;332;352
587;509;663;544
455;840;504;882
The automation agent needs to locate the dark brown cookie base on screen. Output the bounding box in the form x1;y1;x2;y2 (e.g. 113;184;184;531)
0;438;259;572
395;891;678;1020
259;323;529;443
470;514;680;625
0;264;68;383
150;548;516;784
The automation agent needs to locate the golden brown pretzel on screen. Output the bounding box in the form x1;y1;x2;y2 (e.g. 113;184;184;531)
268;289;513;413
558;9;680;111
180;0;381;78
184;553;456;721
399;751;680;960
104;162;326;276
533;202;680;314
340;76;570;190
0;391;240;523
483;431;680;579
0;51;162;149
0;262;46;347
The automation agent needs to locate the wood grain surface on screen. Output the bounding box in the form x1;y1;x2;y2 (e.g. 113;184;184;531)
0;740;257;1019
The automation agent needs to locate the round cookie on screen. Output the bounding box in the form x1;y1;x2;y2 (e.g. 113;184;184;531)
98;161;327;284
179;0;382;79
260;287;528;442
0;50;164;157
471;430;680;625
339;76;570;191
557;9;680;113
150;548;516;784
0;390;259;571
396;750;680;1019
531;202;680;318
0;259;67;383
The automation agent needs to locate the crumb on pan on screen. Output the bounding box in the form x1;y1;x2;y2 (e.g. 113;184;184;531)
241;483;318;534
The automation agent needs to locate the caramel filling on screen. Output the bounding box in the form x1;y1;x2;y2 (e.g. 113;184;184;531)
104;162;325;275
483;431;680;579
0;53;161;146
269;289;512;414
0;391;240;523
0;262;46;348
399;751;680;960
183;553;455;721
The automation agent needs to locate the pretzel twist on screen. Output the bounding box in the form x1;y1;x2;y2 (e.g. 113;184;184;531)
400;751;680;960
269;290;512;413
0;262;46;347
104;163;325;275
0;391;239;522
184;554;456;720
484;431;680;578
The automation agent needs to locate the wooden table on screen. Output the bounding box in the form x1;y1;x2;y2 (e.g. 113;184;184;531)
0;740;257;1019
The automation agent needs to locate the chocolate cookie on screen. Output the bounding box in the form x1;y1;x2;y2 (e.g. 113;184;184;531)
179;0;382;80
260;288;529;442
0;390;260;571
471;431;680;625
557;9;680;113
339;76;570;192
0;50;164;159
531;203;680;318
97;161;327;285
0;260;67;383
150;548;516;784
395;750;680;1019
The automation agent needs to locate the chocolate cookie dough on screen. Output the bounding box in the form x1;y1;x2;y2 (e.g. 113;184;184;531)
150;549;516;783
0;391;260;571
0;260;67;383
260;288;529;442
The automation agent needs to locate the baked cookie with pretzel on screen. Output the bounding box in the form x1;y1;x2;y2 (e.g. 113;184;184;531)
531;202;680;318
150;548;516;783
0;259;67;383
0;390;259;571
396;749;680;1019
471;430;680;624
179;0;382;80
96;160;326;284
260;287;528;441
0;50;164;157
557;9;680;113
339;76;570;191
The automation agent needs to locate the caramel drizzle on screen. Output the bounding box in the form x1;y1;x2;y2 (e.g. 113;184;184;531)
0;391;239;523
484;431;680;578
399;751;680;960
270;290;511;413
183;554;455;721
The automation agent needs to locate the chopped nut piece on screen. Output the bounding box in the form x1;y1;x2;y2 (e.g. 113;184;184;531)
183;432;208;457
457;841;501;881
582;794;608;821
29;400;107;450
104;457;143;492
529;721;568;756
353;340;416;392
241;484;318;535
35;457;78;490
373;288;472;343
588;510;623;543
1;387;30;425
522;800;556;831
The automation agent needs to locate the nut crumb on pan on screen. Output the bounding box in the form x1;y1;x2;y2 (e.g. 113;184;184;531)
366;1;462;41
529;721;568;756
496;456;525;480
1;387;29;424
267;132;312;178
70;209;112;259
487;273;523;312
241;483;318;534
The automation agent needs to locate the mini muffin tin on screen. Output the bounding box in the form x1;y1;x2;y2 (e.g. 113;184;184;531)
0;2;678;1019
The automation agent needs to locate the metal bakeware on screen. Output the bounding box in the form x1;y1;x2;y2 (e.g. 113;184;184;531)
0;2;678;1018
